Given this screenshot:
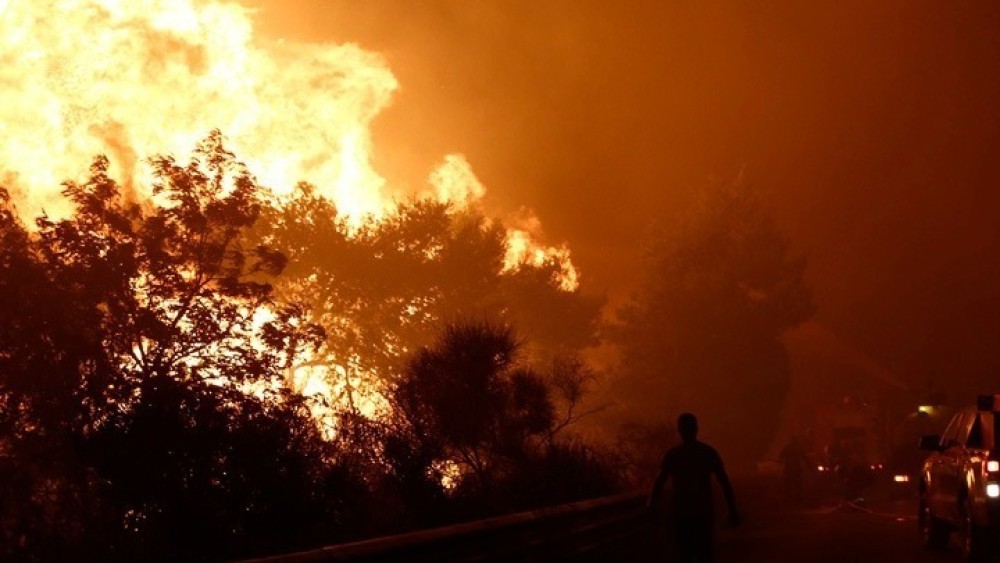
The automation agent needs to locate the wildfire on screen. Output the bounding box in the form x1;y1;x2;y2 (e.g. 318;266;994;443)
505;226;579;291
428;155;579;290
0;0;575;287
1;0;394;220
0;0;581;421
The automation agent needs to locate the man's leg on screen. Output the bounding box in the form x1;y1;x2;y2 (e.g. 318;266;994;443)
674;516;715;562
693;516;714;563
674;518;697;563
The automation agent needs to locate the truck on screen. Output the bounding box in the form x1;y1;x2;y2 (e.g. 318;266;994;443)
810;396;885;499
918;394;1000;561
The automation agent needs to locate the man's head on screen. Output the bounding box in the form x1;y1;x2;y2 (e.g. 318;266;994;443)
677;412;698;443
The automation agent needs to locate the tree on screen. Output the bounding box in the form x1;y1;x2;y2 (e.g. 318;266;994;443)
1;131;618;560
34;132;320;388
0;133;339;561
613;178;813;462
0;178;142;559
257;187;602;413
389;322;555;508
544;354;607;443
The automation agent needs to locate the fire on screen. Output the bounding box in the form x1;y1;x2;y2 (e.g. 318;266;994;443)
1;0;395;222
428;155;579;290
505;228;579;291
427;153;486;207
1;0;575;287
0;0;581;416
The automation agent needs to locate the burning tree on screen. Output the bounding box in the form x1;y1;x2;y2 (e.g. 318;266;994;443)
0;0;615;558
613;177;813;463
0;134;344;561
0;134;615;560
34;132;324;386
258;185;602;417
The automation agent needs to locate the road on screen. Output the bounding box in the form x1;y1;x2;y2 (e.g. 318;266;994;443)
586;483;970;562
707;500;947;562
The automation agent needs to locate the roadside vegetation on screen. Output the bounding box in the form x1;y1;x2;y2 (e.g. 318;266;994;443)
0;135;616;562
0;135;808;561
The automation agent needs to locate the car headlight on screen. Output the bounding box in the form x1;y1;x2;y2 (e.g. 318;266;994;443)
987;483;1000;499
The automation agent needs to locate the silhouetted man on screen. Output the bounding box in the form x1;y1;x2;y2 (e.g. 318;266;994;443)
649;413;739;563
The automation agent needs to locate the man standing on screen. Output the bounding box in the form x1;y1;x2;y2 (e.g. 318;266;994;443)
649;413;740;562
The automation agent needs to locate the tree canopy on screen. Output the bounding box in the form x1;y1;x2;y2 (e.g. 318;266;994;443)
0;133;616;560
257;183;603;414
388;321;616;515
0;133;337;561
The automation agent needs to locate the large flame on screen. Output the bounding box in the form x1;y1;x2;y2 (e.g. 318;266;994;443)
0;0;576;289
1;0;394;221
1;0;585;445
427;154;579;290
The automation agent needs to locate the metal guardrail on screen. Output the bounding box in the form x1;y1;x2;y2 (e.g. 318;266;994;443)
239;491;648;563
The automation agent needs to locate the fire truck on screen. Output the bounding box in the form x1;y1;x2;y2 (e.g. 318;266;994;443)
810;396;884;498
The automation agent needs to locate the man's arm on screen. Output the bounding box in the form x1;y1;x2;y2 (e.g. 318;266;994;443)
715;460;740;526
648;454;671;508
648;468;668;507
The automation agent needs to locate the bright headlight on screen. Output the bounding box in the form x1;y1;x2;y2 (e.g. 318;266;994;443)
987;483;1000;499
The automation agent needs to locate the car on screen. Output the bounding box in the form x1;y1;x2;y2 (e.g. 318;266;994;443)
918;395;1000;561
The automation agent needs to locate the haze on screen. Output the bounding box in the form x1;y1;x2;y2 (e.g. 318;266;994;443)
249;0;1000;398
6;1;1000;560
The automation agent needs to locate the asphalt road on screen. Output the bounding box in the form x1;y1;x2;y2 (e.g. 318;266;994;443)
707;500;947;563
586;482;973;563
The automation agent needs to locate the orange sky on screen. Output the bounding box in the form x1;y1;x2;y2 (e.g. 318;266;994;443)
246;0;1000;394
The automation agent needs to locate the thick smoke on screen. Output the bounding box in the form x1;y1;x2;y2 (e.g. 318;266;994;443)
249;0;1000;400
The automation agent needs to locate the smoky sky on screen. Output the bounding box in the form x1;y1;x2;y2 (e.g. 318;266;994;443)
247;0;1000;394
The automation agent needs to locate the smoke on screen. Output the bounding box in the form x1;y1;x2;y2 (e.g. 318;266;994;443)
7;0;1000;405
248;0;1000;396
0;0;579;287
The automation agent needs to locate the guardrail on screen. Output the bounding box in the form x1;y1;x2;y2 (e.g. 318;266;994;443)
240;491;649;562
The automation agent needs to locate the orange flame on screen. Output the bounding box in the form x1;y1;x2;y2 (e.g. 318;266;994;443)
1;0;394;222
0;0;578;280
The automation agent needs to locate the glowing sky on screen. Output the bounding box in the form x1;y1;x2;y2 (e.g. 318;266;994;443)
247;0;1000;393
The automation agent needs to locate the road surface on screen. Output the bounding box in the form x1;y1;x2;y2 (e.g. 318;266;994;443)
586;482;971;562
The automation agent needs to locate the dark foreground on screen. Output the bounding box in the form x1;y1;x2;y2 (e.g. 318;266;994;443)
586;481;964;563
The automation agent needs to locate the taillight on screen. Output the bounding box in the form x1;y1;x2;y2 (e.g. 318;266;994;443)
893;474;909;483
988;458;1000;498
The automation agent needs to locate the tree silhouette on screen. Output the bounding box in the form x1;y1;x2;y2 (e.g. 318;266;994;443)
389;322;555;508
613;178;813;462
0;135;617;560
0;182;120;559
259;187;602;413
34;132;321;388
258;191;502;408
0;133;337;561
